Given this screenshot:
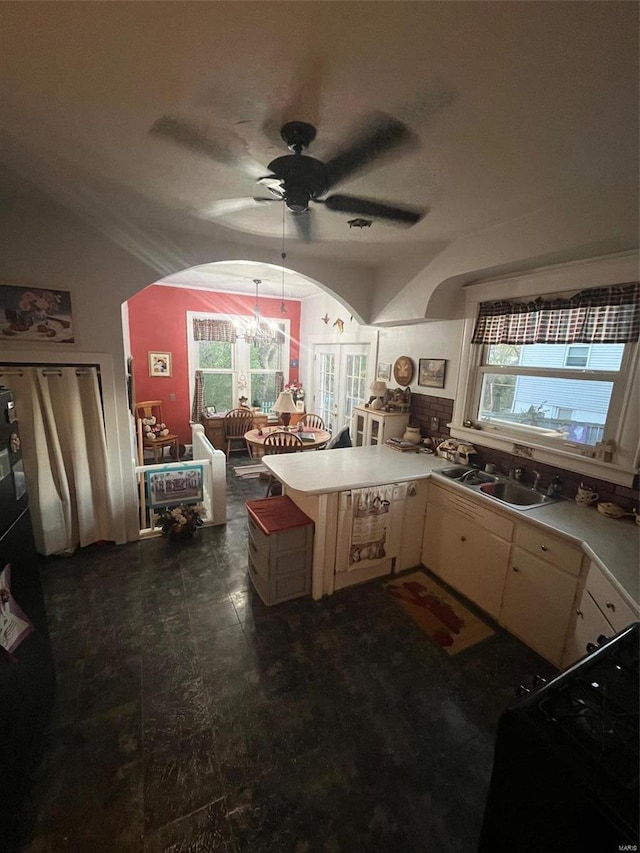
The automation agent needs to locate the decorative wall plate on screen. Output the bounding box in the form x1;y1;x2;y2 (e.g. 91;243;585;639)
393;356;414;386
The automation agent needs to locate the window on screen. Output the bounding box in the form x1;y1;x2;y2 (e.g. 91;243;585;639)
189;313;290;412
565;345;590;367
452;273;639;484
477;342;625;446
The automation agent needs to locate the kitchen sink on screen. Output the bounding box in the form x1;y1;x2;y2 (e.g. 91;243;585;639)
478;480;558;510
439;466;474;479
434;466;559;510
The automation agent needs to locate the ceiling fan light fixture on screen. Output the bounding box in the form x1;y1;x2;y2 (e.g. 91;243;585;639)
284;186;310;213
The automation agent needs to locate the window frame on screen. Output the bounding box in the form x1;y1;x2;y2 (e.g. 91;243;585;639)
451;257;640;487
187;310;291;413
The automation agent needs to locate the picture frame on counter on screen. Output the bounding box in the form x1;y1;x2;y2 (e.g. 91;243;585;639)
149;351;171;377
418;358;447;389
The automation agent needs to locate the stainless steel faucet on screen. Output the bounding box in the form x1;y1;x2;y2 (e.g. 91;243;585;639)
532;470;541;491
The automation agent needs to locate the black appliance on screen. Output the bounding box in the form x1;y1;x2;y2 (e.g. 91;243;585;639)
0;387;56;851
479;622;639;853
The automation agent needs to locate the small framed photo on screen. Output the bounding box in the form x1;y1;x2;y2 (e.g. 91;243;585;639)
146;465;203;509
149;351;171;377
418;358;447;389
376;361;391;382
296;400;305;412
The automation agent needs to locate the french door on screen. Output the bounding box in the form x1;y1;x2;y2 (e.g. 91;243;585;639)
312;343;370;433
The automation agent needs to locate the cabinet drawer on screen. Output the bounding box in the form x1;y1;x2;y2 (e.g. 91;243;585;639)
247;540;269;579
247;514;271;556
429;485;513;541
585;564;637;633
514;524;583;576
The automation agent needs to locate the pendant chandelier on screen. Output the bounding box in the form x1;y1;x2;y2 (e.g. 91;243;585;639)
235;279;279;345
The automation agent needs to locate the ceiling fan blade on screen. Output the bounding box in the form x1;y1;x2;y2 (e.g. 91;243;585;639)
200;197;276;218
292;208;313;242
321;194;426;225
150;115;267;180
323;112;419;191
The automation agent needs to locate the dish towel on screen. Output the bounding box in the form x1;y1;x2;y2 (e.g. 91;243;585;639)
349;485;394;569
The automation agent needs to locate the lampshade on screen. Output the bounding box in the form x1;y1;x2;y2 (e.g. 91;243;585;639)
273;391;298;413
370;380;387;396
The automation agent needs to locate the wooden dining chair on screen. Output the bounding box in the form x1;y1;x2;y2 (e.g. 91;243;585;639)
302;413;325;430
134;400;180;463
224;407;254;457
262;430;304;496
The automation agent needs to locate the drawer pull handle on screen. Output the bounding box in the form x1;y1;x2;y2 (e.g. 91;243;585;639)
605;601;615;611
460;536;467;542
576;609;583;618
540;544;549;552
512;566;520;573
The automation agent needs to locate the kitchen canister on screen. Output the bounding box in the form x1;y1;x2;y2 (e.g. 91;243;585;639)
402;426;422;444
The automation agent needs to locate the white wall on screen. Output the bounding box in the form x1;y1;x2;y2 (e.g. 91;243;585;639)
300;290;464;401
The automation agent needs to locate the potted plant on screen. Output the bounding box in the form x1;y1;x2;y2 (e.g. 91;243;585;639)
157;503;205;538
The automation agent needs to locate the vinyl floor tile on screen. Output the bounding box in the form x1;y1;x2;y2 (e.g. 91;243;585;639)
20;454;556;853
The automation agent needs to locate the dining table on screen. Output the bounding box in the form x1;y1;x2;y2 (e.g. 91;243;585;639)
244;426;332;458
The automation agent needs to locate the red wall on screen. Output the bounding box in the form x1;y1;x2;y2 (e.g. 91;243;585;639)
128;284;301;445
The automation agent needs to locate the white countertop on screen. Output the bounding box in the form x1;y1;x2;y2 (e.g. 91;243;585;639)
263;445;639;606
262;444;452;493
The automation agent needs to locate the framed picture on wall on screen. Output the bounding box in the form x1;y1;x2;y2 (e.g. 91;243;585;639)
149;351;171;377
376;362;391;382
418;358;446;389
0;284;74;343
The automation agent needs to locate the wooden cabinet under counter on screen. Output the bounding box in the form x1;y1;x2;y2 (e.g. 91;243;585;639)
562;561;639;667
421;481;513;620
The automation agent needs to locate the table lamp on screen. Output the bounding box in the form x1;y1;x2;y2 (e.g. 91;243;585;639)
370;380;387;410
273;390;298;428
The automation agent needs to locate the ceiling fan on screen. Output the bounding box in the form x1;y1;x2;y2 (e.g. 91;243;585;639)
150;113;426;241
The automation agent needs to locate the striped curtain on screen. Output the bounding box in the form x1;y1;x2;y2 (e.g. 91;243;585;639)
472;282;640;345
191;370;204;422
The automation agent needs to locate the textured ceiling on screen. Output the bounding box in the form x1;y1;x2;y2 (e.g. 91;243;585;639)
1;2;638;297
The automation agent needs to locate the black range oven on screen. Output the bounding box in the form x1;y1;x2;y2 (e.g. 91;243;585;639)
478;622;639;853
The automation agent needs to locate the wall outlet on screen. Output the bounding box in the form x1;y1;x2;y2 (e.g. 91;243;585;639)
169;393;176;401
430;416;439;432
513;443;533;458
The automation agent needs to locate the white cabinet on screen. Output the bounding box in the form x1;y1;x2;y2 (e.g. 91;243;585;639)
501;546;579;667
562;561;639;667
501;520;584;667
421;482;513;619
352;406;409;447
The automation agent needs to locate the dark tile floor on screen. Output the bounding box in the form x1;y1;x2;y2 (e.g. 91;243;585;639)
19;454;556;852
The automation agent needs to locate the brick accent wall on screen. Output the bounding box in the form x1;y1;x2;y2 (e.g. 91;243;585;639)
409;393;639;512
409;394;453;440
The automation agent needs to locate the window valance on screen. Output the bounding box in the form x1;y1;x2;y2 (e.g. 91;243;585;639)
193;318;238;343
471;282;640;345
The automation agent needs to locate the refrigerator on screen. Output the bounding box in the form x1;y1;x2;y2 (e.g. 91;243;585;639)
0;387;56;850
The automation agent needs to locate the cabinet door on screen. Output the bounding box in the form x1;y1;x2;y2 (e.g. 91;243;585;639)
421;502;447;578
353;409;366;447
562;589;613;667
422;502;509;619
501;547;578;666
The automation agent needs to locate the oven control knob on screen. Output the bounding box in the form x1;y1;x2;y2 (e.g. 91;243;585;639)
596;634;609;646
586;642;598;654
515;685;531;696
532;675;547;687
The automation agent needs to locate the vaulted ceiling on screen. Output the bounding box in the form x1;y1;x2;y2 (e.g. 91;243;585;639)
1;2;638;320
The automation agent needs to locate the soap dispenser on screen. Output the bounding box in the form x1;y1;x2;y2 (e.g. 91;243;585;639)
547;476;562;499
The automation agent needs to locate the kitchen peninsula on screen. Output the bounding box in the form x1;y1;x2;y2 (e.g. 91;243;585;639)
261;444;639;663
